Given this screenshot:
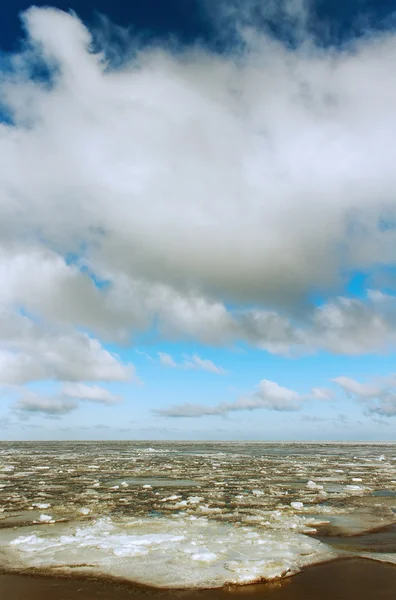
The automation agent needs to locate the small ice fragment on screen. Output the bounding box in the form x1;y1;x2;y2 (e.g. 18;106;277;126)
379;455;385;461
252;489;264;496
290;502;304;510
161;495;181;502
187;496;203;504
39;514;53;522
110;485;119;490
32;503;51;509
191;550;217;562
345;485;362;490
142;485;152;489
121;482;129;487
307;481;317;489
352;478;362;482
79;508;91;515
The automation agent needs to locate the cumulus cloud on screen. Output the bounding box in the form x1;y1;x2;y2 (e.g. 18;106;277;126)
13;383;123;417
1;9;396;313
332;376;383;399
155;378;307;417
62;383;122;404
333;374;396;417
158;352;226;374
1;1;396;417
0;310;134;385
14;393;78;416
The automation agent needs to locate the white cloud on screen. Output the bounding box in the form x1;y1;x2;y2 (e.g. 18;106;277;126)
158;353;178;368
1;3;396;422
12;383;124;417
332;376;383;399
62;383;122;404
154;403;226;418
1;8;396;325
14;392;78;416
186;355;226;375
155;378;302;417
0;311;134;385
155;376;341;418
158;352;226;374
311;387;334;400
333;374;396;417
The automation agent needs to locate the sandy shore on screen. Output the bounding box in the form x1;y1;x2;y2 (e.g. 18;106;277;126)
1;558;396;600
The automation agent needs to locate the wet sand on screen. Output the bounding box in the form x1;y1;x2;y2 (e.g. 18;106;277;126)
1;559;396;600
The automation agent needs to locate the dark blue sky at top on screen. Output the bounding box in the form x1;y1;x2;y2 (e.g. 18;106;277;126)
1;0;396;54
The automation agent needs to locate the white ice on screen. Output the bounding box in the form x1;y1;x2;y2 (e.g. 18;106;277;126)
1;516;335;589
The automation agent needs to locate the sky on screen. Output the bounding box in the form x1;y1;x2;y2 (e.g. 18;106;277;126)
1;1;396;441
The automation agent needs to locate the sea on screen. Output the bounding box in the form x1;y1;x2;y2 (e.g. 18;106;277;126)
0;441;395;589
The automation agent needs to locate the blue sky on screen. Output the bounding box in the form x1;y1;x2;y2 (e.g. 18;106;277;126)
1;1;396;440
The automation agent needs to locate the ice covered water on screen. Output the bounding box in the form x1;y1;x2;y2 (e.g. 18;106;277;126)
1;515;336;587
0;441;395;588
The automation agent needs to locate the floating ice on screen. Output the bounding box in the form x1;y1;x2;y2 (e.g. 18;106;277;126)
2;516;335;588
1;441;396;588
161;495;181;502
38;514;53;522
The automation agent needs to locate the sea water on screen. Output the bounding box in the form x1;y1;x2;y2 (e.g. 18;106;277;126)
0;441;395;588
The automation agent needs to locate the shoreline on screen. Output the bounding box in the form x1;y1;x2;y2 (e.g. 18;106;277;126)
1;557;396;599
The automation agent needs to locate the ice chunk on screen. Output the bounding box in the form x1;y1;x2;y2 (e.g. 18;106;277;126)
39;514;53;522
1;516;335;589
160;495;181;502
290;502;304;510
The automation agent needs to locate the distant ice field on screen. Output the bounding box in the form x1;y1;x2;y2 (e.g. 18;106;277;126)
0;442;395;588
